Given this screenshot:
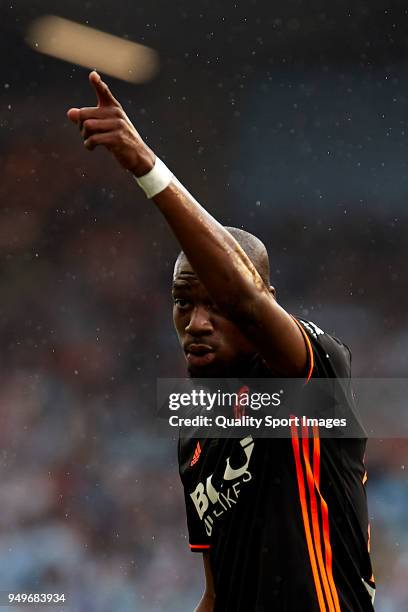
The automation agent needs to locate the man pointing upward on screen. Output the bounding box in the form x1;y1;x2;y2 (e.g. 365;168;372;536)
67;72;375;611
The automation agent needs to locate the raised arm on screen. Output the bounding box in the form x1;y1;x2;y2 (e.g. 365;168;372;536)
67;71;307;376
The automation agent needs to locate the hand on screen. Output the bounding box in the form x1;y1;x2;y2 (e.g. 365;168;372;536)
67;71;155;177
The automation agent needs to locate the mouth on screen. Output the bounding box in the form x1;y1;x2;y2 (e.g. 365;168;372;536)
185;343;216;368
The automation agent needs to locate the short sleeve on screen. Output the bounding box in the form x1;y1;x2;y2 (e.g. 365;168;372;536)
183;485;212;553
178;437;212;553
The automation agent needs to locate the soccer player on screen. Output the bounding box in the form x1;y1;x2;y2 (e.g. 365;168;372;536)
68;72;375;611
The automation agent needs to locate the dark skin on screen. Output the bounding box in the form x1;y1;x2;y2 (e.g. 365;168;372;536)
68;71;308;612
173;254;275;378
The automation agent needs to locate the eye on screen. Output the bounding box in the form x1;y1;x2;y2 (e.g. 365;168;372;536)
174;298;191;310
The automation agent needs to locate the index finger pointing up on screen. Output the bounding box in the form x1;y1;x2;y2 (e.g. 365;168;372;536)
89;71;121;107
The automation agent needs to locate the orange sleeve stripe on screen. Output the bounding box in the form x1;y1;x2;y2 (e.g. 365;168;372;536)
189;544;211;549
292;317;314;382
302;425;337;612
290;420;327;612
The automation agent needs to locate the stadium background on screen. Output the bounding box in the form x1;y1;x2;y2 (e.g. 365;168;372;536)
1;1;407;610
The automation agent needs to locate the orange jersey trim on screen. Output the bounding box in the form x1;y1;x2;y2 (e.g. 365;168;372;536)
311;425;341;612
290;420;327;612
189;544;211;550
292;317;315;382
302;425;337;612
313;424;321;489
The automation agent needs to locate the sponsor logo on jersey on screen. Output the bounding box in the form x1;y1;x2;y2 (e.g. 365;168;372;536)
189;436;254;536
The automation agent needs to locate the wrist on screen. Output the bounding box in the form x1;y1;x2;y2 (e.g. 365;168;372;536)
133;156;173;198
130;149;156;178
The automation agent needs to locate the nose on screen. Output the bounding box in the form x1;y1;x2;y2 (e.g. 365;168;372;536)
185;305;214;336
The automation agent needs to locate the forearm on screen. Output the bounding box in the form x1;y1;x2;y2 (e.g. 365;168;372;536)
69;72;307;376
67;72;266;320
152;177;268;318
192;552;215;612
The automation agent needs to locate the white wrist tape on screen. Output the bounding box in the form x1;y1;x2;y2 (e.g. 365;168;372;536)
134;157;173;198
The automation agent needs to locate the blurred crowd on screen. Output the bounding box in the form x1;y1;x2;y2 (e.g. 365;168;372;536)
1;69;407;611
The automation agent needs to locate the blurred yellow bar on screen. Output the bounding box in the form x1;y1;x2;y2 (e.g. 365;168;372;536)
26;15;159;83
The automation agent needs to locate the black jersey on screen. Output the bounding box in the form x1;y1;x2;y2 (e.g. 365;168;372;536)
178;319;375;612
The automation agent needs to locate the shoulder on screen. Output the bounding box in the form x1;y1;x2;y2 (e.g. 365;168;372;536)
294;318;352;379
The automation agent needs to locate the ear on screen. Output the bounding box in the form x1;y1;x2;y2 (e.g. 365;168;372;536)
269;285;276;299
